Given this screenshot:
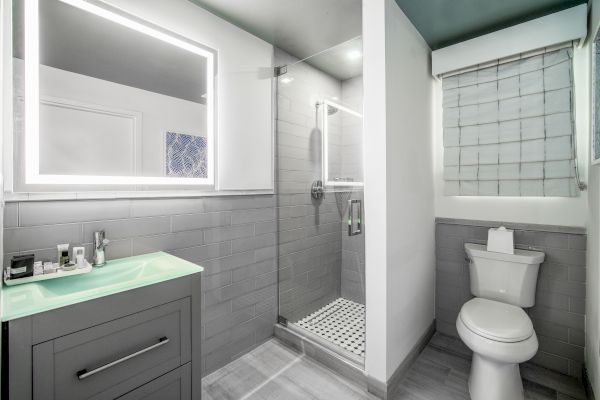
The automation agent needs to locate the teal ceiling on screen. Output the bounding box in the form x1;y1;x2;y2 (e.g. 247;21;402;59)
394;0;588;50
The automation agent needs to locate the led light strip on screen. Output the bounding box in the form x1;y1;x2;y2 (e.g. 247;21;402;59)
322;99;364;187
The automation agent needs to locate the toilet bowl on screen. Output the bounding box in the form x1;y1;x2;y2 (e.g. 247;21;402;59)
458;243;545;400
457;298;538;400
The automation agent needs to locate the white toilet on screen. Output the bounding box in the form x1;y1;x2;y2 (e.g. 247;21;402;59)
457;243;545;400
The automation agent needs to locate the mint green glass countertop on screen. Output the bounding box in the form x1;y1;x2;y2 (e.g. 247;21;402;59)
1;252;202;321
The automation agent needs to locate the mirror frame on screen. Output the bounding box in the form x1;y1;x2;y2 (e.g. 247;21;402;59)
321;99;364;188
592;26;600;165
20;0;217;186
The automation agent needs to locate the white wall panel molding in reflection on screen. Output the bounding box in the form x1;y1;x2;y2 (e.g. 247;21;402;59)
38;95;141;176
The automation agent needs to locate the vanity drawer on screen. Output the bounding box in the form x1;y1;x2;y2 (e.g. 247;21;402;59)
32;298;191;400
117;363;191;400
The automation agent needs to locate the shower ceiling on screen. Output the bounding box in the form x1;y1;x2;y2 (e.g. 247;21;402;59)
190;0;588;60
187;0;362;80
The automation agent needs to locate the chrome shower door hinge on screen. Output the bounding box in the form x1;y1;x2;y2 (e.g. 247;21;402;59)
274;65;287;77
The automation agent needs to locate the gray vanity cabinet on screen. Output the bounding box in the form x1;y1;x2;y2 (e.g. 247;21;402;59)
3;273;201;400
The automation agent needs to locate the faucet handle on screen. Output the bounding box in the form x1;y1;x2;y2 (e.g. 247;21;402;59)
94;230;109;249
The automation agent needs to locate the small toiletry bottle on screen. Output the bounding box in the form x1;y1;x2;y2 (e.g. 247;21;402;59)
57;244;70;266
72;247;85;268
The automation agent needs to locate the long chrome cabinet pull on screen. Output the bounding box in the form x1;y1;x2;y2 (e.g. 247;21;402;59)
76;337;169;380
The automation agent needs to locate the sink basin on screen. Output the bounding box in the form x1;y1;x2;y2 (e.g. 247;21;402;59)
1;252;203;321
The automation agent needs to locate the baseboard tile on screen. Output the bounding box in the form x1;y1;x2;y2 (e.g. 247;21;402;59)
366;320;436;400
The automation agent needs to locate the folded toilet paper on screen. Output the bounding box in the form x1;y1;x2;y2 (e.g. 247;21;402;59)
487;226;514;254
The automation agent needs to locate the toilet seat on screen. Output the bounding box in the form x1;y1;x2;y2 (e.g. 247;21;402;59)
459;298;533;343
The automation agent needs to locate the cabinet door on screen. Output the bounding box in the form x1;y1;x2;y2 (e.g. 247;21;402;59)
32;298;190;400
117;364;191;400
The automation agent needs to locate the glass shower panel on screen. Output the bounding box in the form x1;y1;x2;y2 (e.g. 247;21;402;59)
275;37;365;366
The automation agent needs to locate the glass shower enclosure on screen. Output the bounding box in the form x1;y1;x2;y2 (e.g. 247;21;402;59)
275;37;365;366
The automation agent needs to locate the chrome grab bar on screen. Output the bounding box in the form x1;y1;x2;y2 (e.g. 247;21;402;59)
76;336;169;380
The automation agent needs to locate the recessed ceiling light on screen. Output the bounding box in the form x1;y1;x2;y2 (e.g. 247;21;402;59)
280;76;294;84
347;50;362;60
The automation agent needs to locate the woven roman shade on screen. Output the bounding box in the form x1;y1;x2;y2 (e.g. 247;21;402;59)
442;45;578;197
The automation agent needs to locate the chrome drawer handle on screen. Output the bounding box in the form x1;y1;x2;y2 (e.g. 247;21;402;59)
76;337;169;380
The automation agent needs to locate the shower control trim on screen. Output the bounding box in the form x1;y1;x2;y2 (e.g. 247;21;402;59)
311;180;324;200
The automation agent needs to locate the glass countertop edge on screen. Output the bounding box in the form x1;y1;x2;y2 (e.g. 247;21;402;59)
1;253;203;322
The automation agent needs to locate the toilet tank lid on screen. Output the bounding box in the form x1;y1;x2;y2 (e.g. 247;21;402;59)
465;243;545;264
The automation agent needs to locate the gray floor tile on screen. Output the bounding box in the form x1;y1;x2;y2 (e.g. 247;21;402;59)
202;333;587;400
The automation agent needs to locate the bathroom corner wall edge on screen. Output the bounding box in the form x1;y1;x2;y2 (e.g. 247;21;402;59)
584;366;597;400
366;321;435;400
585;0;600;397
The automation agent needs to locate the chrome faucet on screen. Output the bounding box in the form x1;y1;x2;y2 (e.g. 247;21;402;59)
92;230;110;267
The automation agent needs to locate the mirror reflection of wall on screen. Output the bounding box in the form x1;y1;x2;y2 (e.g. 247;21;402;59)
12;0;215;188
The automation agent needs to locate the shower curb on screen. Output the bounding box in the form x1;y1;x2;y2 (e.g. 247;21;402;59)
273;324;368;390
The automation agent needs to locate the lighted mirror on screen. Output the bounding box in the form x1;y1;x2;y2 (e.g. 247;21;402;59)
321;100;363;187
12;0;216;188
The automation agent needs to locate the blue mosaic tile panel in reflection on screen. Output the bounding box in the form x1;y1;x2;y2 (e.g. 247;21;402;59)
165;131;207;178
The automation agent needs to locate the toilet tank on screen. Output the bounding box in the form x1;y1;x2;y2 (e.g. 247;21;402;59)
465;243;545;307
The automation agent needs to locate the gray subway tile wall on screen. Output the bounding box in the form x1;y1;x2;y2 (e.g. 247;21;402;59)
435;218;586;378
4;195;277;376
3;47;366;380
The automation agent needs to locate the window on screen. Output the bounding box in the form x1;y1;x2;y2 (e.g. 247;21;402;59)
442;45;578;197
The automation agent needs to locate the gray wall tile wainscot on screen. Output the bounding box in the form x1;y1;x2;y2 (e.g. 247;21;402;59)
435;218;586;378
4;195;277;376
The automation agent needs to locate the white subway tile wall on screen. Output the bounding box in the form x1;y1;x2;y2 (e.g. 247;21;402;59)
435;219;586;378
442;47;578;197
